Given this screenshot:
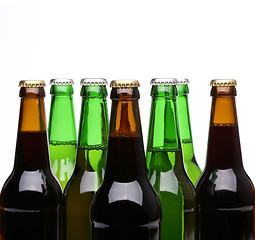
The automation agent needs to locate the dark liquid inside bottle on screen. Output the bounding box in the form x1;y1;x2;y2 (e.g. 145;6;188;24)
1;132;61;240
197;126;254;240
91;84;161;240
92;136;160;240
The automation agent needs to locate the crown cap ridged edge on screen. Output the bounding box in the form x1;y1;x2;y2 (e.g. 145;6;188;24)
19;80;46;87
80;78;108;86
177;78;189;85
50;78;74;85
210;79;237;86
110;80;140;88
151;78;177;85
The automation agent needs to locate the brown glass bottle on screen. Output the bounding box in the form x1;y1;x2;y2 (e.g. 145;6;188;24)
196;79;254;240
0;80;62;240
91;80;161;240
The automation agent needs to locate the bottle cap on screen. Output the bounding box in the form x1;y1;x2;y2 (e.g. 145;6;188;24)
50;78;74;85
110;80;140;88
80;78;108;86
177;78;189;85
150;78;177;85
210;79;237;86
19;80;46;87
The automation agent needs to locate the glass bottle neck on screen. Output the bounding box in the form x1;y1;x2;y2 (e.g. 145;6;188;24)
177;85;193;143
50;85;74;96
206;86;242;169
105;88;147;182
48;85;77;144
210;87;238;126
147;85;186;177
147;86;182;152
78;85;108;148
15;87;50;171
76;85;108;170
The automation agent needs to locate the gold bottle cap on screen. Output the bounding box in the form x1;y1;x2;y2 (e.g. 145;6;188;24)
177;78;189;85
50;78;74;85
110;80;140;88
19;80;46;87
210;79;237;86
80;78;108;86
151;78;177;85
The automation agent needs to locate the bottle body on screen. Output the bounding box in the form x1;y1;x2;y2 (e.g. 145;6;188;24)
177;82;201;186
196;80;254;240
146;82;196;240
91;81;161;240
62;80;108;240
1;132;61;240
0;82;62;240
48;82;77;190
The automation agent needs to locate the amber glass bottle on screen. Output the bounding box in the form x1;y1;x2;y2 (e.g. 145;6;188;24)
196;79;254;240
0;80;62;240
91;80;161;240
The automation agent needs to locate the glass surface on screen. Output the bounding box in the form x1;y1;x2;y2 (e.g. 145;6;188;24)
196;85;254;240
91;86;161;240
62;85;108;240
48;85;77;190
0;87;62;240
147;149;184;239
146;84;196;240
177;83;201;186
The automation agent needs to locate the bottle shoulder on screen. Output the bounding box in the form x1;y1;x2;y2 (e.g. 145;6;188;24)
149;166;196;201
196;168;254;206
1;169;62;208
62;176;95;211
64;168;100;197
91;178;161;225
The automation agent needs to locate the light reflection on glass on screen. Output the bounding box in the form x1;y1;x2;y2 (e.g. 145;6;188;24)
19;170;45;192
150;170;179;195
160;170;179;194
108;180;143;206
212;169;237;192
80;170;98;194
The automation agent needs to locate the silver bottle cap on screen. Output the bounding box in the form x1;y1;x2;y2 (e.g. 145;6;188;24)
150;78;177;85
50;78;74;85
80;78;108;86
177;78;190;85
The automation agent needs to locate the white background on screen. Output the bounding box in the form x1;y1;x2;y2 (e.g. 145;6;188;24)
0;0;255;187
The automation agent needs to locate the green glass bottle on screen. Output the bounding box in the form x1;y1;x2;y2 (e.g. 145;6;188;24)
146;78;197;240
62;78;109;240
48;78;77;191
177;79;201;186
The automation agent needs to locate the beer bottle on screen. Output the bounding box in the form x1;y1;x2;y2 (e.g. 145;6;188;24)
146;78;196;240
48;78;77;190
196;79;254;240
0;80;62;240
176;79;201;186
91;80;161;240
62;78;109;240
